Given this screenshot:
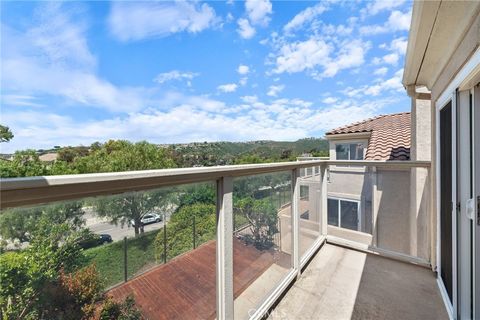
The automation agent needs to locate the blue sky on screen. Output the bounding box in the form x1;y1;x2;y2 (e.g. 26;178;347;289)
1;0;412;152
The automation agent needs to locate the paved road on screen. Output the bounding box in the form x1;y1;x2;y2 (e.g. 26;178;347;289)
83;207;173;242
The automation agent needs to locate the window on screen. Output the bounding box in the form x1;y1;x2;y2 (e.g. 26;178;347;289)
335;143;364;160
300;185;309;200
327;198;360;231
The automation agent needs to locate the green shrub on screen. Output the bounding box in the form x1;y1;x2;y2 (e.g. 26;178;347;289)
154;204;216;261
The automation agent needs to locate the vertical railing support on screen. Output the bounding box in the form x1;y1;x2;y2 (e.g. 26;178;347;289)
163;213;167;264
292;168;300;278
320;164;328;236
193;215;196;249
216;177;234;320
372;166;379;247
124;236;128;282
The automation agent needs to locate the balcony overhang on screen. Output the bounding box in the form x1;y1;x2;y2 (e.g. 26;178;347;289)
402;1;480;93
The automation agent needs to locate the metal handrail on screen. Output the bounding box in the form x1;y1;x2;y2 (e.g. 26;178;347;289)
0;160;430;209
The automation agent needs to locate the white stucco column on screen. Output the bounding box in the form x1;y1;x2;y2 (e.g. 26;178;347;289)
408;85;431;259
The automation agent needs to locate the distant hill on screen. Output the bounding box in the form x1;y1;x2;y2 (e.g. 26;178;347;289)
169;138;329;167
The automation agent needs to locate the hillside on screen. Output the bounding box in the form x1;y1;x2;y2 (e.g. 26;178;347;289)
170;138;329;167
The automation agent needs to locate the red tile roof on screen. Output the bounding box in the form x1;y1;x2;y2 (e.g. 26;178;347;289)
326;112;411;160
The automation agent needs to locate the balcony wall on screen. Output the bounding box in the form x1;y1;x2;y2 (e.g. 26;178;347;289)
0;159;432;319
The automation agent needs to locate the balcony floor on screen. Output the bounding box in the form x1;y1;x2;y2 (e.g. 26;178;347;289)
270;244;448;320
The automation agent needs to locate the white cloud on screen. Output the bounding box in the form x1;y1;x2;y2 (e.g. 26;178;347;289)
245;0;272;26
237;64;250;75
273;38;331;74
382;52;399;65
154;70;199;84
1;94;45;108
2;94;391;153
28;3;96;69
237;18;256;39
389;37;408;55
239;77;248;86
374;67;388;76
388;10;411;31
267;84;285;97
364;69;404;96
360;10;411;35
283;3;327;34
321;40;369;78
108;1;217;41
1;3;149;113
322;97;337;104
272;37;369;79
362;0;407;16
217;83;238;93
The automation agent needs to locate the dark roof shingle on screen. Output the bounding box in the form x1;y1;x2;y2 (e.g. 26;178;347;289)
326;112;411;161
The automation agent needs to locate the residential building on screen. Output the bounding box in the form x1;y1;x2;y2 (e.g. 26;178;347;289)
0;1;479;319
402;1;480;318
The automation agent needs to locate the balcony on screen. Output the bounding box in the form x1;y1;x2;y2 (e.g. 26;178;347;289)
0;160;447;319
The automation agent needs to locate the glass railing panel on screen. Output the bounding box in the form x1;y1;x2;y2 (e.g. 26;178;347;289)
326;164;430;261
298;166;322;259
0;181;217;320
375;166;430;260
326;164;373;244
233;171;293;319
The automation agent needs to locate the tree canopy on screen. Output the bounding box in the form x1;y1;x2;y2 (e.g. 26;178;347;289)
0;125;13;143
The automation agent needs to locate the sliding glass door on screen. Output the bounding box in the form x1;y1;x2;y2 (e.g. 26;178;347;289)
439;101;454;304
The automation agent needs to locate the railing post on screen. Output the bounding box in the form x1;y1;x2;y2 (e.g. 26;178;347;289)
292;168;300;278
163;213;167;264
372;166;379;247
193;215;196;249
124;236;128;282
320;164;328;236
216;177;234;320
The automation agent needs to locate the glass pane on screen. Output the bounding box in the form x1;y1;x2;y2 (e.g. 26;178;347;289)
336;144;349;160
0;182;217;319
340;200;359;231
350;143;364;160
298;166;321;260
233;172;293;319
326;164;372;237
327;199;339;226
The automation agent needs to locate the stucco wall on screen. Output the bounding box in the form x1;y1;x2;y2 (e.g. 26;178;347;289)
376;169;412;255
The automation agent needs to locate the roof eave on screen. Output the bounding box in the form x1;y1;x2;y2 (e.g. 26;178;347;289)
325;132;372;141
402;1;441;92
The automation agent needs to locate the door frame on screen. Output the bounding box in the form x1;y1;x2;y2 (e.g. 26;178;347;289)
435;47;480;319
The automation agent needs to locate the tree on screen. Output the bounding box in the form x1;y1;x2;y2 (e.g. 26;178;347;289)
235;198;278;249
0;222;85;319
0;125;13;142
77;140;177;236
95;190;172;236
155;203;216;261
0;150;46;177
0;202;85;243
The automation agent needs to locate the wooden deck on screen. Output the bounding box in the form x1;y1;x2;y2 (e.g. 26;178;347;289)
108;238;290;320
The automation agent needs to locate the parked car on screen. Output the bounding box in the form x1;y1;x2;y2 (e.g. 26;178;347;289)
131;213;162;226
79;233;113;249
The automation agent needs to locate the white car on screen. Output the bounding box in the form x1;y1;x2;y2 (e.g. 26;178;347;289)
131;213;162;226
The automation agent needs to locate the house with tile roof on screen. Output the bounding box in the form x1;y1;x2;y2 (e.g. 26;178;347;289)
322;112;415;249
325;112;411;161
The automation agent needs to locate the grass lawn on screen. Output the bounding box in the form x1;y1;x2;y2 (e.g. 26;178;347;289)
84;229;160;289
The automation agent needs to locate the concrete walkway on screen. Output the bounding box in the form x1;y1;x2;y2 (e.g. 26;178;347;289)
270;244;448;320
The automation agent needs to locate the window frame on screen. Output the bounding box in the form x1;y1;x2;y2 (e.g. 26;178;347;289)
335;142;365;160
327;197;361;231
